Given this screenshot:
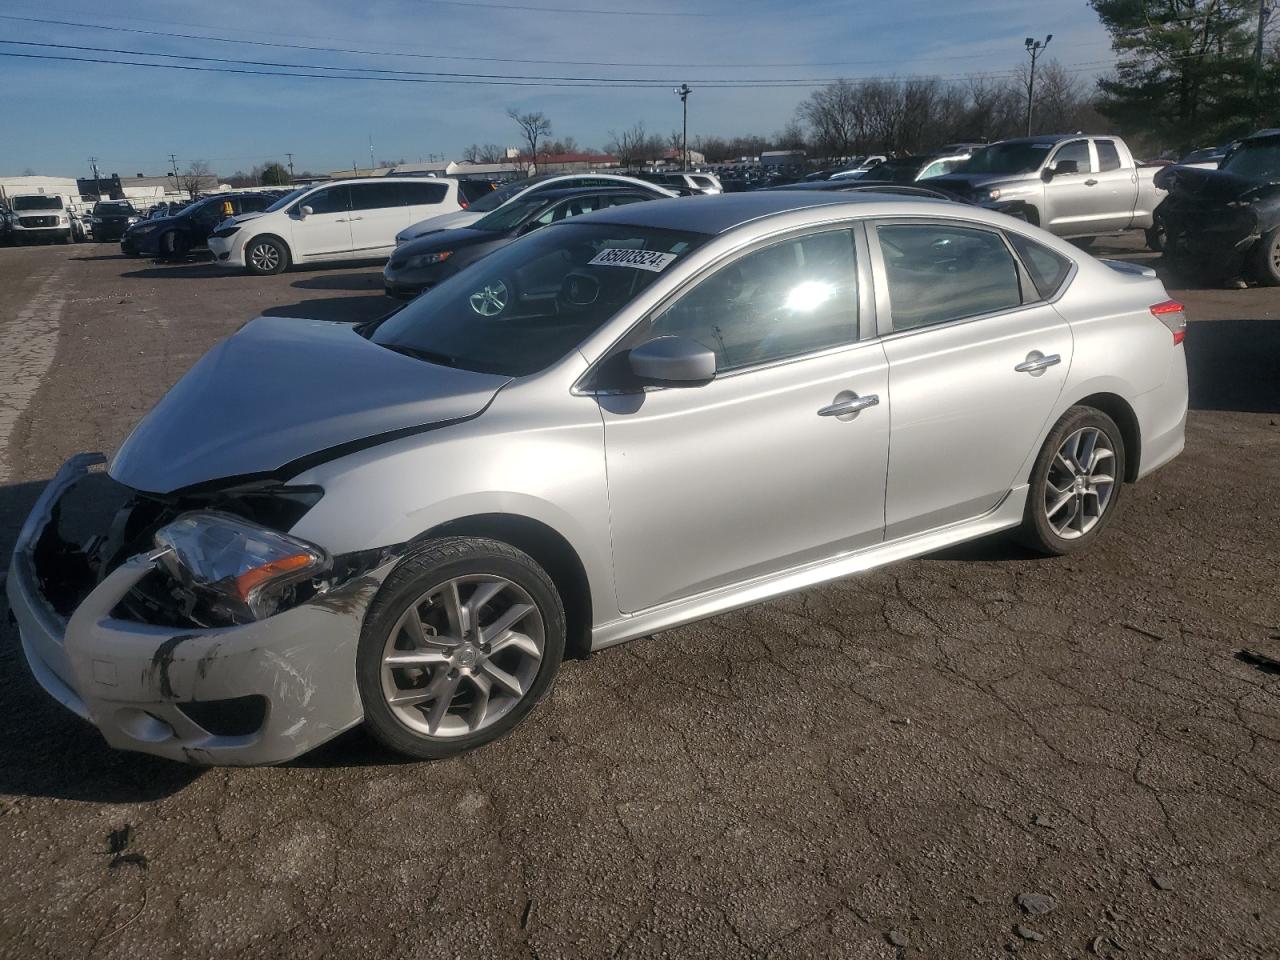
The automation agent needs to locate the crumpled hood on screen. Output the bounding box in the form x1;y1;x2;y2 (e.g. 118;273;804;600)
111;316;511;494
1154;163;1280;205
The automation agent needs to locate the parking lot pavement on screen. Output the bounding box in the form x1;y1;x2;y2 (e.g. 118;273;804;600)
0;242;1277;960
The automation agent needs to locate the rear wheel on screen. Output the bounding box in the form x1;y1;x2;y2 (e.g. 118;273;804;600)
1069;236;1096;252
1017;406;1126;556
1145;219;1165;253
244;236;288;275
357;537;566;760
1255;228;1280;287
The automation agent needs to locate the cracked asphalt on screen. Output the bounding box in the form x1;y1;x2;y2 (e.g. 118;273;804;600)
0;236;1277;960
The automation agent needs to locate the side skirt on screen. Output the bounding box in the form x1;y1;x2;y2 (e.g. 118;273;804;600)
589;485;1029;652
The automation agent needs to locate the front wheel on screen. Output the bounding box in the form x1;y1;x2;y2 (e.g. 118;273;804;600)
161;230;189;261
357;537;566;760
1145;221;1165;253
1017;406;1126;556
1255;229;1280;287
244;236;289;275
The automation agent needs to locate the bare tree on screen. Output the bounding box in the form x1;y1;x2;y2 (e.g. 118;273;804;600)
796;79;865;158
506;108;552;173
179;160;211;199
606;122;651;169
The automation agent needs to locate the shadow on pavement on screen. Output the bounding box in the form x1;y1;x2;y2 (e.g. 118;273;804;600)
291;271;384;293
1186;319;1280;413
262;294;393;323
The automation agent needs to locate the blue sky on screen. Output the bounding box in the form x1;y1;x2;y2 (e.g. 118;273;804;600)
0;0;1113;179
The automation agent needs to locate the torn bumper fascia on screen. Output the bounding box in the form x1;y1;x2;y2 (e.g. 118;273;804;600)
5;453;394;766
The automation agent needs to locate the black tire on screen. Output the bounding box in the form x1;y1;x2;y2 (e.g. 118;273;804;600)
1016;406;1127;556
244;235;289;276
1069;236;1096;252
1145;221;1165;253
357;537;566;761
1254;228;1280;287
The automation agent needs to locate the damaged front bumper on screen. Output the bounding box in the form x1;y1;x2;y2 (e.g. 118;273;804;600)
6;454;391;765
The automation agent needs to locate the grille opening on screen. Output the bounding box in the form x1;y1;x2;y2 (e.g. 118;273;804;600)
177;696;268;738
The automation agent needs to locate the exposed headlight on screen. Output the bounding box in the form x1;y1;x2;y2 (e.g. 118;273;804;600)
211;225;241;239
980;188;1002;202
154;511;329;622
404;250;452;270
127;216;141;224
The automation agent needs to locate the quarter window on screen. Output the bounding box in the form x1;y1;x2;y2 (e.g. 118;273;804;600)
876;223;1023;331
647;229;859;371
404;182;449;205
1007;232;1072;300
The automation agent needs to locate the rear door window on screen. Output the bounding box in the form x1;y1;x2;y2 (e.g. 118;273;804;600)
876;223;1023;331
1095;140;1122;172
350;182;406;211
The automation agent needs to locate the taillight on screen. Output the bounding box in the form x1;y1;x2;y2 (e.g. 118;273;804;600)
458;195;469;209
1151;300;1186;345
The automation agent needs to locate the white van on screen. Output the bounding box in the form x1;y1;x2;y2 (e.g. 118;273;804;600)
9;194;72;243
208;177;469;275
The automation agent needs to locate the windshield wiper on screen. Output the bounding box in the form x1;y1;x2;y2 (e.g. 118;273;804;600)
380;343;460;368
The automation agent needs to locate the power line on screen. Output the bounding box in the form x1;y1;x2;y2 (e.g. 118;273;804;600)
0;38;867;83
1;48;1136;90
420;0;715;16
0;13;1109;71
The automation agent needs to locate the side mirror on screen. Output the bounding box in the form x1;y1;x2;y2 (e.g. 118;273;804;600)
1048;159;1079;179
628;336;716;387
299;205;314;218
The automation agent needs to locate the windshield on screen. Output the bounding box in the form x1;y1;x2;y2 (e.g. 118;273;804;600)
93;201;136;215
1221;139;1280;181
372;222;707;377
13;196;63;211
466;177;543;213
264;187;309;213
866;159;925;183
954;141;1054;175
470;195;550;232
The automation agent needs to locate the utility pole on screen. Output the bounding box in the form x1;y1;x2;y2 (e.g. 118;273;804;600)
88;156;101;198
1024;35;1052;136
169;153;179;179
1253;1;1273;125
369;134;375;173
286;152;295;179
673;83;692;170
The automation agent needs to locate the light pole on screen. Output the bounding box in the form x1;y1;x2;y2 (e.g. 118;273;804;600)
1024;35;1052;136
673;83;692;170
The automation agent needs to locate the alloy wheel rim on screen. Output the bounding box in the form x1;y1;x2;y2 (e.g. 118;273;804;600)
1044;426;1116;539
380;575;544;739
251;244;279;270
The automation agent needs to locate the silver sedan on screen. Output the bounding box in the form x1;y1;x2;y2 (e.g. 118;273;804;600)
7;192;1188;764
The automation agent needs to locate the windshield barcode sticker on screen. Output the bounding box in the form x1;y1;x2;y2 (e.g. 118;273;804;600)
589;248;678;272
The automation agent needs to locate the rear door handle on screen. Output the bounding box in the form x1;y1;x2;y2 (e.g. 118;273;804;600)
1084;179;1098;186
1014;352;1061;375
349;216;364;221
818;392;879;419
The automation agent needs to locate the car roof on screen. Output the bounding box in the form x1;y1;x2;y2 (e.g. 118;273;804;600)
523;186;654;203
578;191;942;235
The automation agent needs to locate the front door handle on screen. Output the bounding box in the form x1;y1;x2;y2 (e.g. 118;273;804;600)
349;216;364;221
818;391;879;420
1014;351;1062;375
1084;179;1098;186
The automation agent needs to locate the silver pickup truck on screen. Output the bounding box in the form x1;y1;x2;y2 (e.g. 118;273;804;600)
929;134;1166;249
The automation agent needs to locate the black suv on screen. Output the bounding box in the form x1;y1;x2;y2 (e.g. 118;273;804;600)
122;192;285;259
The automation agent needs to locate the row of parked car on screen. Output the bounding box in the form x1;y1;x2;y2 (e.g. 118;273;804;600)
10;127;1259;289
